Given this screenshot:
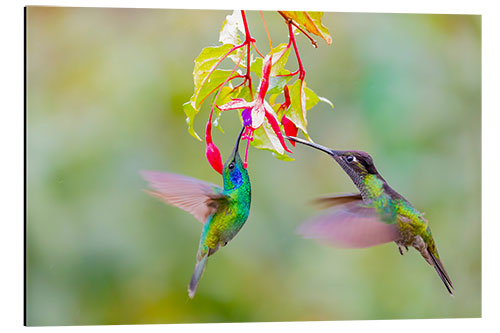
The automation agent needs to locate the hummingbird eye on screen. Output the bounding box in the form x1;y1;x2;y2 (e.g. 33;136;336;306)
228;162;235;170
345;155;355;163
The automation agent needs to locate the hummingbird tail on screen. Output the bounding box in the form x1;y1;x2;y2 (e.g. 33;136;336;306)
427;248;454;295
188;252;209;299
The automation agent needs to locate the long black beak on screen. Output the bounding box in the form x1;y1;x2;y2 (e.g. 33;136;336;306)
285;136;340;157
232;126;246;156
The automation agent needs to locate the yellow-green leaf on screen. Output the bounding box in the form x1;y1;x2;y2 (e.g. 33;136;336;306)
267;75;291;95
193;45;234;86
287;79;319;138
270;43;291;76
183;102;202;141
280;11;332;45
194;69;236;107
184;44;236;140
250;57;263;78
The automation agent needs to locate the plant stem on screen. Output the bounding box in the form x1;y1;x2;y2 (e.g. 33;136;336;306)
260;11;273;53
251;41;265;58
278;11;318;48
287;22;306;81
241;10;254;99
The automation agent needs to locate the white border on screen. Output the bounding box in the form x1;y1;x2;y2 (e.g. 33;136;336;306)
3;0;499;332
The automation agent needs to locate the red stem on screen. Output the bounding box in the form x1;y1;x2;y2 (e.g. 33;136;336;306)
241;10;254;99
251;41;265;58
288;22;306;81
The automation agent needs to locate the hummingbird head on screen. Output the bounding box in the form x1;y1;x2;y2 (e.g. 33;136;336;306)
222;126;249;190
285;136;380;188
330;150;378;180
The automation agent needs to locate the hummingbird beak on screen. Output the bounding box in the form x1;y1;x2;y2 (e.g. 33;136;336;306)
231;126;246;157
285;136;341;157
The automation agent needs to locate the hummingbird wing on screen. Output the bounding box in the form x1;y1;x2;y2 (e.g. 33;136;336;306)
312;193;363;208
298;201;399;248
141;171;227;224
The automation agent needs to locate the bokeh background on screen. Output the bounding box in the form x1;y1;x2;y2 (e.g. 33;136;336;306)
26;7;481;325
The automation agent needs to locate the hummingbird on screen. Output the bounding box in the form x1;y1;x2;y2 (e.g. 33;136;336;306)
141;126;251;298
286;136;454;295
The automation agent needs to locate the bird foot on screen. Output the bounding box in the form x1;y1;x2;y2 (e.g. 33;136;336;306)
398;245;409;256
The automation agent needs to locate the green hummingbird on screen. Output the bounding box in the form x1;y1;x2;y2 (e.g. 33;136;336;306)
287;136;454;295
141;126;251;298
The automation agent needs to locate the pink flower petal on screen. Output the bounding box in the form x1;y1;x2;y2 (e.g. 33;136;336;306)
217;98;255;111
264;112;292;154
250;102;265;129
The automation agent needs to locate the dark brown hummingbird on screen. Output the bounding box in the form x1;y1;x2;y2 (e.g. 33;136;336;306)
287;136;454;295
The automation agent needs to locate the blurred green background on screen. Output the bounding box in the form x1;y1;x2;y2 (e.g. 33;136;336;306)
26;7;481;325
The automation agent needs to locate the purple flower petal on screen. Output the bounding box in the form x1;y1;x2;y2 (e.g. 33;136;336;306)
242;108;252;127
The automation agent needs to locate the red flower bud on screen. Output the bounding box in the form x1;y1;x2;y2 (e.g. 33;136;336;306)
206;142;223;175
283;85;291;109
282;116;298;147
205;121;223;174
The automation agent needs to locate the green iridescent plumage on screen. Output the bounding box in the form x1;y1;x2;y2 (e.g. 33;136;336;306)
198;145;251;258
142;127;251;298
288;136;454;295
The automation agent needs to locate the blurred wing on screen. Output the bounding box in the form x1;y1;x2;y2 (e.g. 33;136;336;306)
298;202;399;248
312;193;363;208
141;170;226;223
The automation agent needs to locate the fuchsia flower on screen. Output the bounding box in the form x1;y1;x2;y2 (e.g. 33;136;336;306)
276;85;298;147
217;55;292;168
205;121;223;175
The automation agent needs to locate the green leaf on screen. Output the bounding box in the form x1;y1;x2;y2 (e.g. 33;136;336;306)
236;85;252;101
183;102;202;141
268;93;280;106
184;44;237;139
193;45;234;92
184;69;236;139
252;119;293;161
250;57;263;78
267;75;291;95
304;85;320;110
272;151;295;162
280;11;333;45
287;79;319;138
195;69;236;107
270;43;291;76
